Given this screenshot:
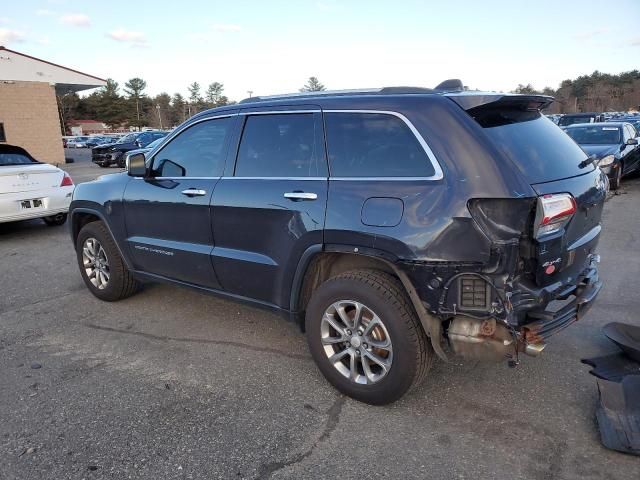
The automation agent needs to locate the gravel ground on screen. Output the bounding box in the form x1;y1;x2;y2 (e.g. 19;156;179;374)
0;149;639;479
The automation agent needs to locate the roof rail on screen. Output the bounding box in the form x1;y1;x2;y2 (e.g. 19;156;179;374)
239;88;381;104
238;79;465;104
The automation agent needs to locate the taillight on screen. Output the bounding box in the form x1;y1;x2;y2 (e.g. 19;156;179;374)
60;173;74;187
534;193;576;238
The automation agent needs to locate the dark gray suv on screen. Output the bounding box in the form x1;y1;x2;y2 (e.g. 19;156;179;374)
70;81;607;404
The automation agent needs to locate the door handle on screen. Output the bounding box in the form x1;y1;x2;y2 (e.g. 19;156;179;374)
181;188;207;197
284;192;318;201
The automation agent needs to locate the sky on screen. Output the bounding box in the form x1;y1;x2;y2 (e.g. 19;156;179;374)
1;0;639;101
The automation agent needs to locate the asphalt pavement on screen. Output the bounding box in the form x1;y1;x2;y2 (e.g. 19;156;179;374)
1;148;639;479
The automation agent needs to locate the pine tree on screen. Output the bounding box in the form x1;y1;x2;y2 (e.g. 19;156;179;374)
300;76;326;92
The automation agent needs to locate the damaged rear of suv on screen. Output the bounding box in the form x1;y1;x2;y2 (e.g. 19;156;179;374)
70;81;607;404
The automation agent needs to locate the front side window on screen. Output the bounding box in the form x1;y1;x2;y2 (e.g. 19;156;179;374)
234;113;325;177
151;117;232;177
324;112;434;178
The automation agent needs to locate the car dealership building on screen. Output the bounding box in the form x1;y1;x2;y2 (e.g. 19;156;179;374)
0;46;106;165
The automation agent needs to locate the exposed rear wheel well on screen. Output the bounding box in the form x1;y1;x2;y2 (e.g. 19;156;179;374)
297;253;396;314
72;212;101;245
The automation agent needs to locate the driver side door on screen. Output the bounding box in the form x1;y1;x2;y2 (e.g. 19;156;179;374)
122;113;236;288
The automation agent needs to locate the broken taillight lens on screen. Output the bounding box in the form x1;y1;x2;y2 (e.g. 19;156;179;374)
60;173;74;187
534;193;576;238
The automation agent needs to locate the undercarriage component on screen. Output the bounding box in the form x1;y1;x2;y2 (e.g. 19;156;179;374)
447;317;517;362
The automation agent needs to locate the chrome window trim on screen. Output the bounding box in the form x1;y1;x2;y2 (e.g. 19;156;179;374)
322;109;444;181
134;176;220;180
222;176;327;181
239;110;321;115
134;176;328;181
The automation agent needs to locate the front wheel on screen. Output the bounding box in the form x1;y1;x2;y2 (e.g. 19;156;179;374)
305;269;433;405
76;221;140;301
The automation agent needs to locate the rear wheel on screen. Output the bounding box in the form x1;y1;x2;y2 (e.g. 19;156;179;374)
43;213;67;226
306;269;433;405
76;221;140;301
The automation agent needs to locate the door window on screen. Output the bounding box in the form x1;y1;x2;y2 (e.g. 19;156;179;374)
324;112;435;177
234;113;325;177
151;117;232;177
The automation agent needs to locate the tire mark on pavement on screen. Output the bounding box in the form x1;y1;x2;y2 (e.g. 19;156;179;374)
256;395;346;479
82;322;311;361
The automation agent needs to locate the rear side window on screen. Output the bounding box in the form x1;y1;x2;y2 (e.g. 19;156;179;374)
324;113;434;178
469;108;591;183
151;117;231;177
235;113;325;177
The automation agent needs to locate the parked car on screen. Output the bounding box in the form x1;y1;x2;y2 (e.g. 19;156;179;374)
70;83;607;404
91;131;168;168
85;136;109;148
0;144;74;225
558;112;604;128
67;136;92;148
122;137;166;167
608;117;640;133
565;122;640;189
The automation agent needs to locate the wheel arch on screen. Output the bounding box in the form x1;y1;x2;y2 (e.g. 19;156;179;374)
291;245;447;361
71;207;134;270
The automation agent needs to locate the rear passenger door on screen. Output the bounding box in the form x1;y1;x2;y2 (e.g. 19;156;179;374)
211;108;328;308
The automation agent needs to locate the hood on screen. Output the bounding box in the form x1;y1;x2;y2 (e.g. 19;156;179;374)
126;147;151;157
579;144;618;159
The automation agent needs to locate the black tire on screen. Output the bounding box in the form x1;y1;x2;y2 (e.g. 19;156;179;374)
305;269;433;405
43;213;67;226
610;162;623;190
76;221;140;301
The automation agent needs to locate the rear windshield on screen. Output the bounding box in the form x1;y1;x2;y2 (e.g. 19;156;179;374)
565;125;621;145
470;107;591;184
0;152;37;166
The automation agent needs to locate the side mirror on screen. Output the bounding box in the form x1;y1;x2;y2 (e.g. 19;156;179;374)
135;139;142;147
127;153;147;177
626;138;638;145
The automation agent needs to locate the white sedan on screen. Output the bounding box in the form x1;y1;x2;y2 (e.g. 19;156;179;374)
0;144;74;226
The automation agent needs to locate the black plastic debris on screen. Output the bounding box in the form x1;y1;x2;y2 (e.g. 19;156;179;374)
603;322;640;363
582;353;640;382
583;322;640;456
595;376;640;455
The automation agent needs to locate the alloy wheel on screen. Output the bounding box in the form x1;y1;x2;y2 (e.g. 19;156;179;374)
82;237;110;290
320;300;393;385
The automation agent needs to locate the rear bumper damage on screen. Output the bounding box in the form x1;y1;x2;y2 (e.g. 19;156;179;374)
402;255;602;365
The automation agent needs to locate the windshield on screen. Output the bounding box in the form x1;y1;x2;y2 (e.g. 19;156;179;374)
469;108;591;183
0;153;38;166
116;133;138;144
565;126;621;145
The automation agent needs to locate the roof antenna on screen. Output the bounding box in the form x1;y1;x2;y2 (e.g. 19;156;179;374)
434;79;464;92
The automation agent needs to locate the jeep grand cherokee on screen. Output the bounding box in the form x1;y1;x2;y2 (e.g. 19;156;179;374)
69;80;607;404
